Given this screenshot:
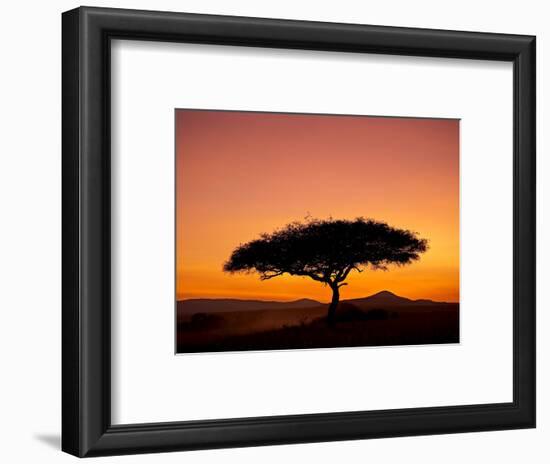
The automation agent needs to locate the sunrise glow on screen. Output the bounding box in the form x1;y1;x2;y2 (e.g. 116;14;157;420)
176;110;459;303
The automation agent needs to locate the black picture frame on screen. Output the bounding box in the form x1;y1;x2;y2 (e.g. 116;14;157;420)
62;6;536;457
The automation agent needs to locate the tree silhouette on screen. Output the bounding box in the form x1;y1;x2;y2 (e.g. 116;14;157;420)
223;217;428;326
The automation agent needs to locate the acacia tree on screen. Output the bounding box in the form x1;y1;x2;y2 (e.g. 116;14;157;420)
223;217;428;326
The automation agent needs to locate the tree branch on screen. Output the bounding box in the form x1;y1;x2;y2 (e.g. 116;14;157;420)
336;264;360;283
260;271;285;280
334;267;346;281
293;270;327;283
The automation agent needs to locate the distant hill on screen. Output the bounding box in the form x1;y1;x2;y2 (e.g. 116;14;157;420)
177;291;455;319
177;298;320;318
345;290;454;310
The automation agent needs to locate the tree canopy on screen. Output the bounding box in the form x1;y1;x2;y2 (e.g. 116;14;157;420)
223;217;428;289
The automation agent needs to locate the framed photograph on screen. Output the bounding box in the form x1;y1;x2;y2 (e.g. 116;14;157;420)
62;6;536;457
174;109;459;354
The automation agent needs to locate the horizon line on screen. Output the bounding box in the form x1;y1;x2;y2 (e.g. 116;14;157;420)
177;290;459;305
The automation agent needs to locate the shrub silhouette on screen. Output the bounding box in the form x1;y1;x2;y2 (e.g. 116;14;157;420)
224;217;428;326
332;304;393;323
364;308;391;321
333;303;367;322
188;313;225;330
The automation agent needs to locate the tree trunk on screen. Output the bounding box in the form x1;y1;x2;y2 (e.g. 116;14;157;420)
327;285;340;326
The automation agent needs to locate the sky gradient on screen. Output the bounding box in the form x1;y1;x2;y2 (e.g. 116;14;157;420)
176;110;459;303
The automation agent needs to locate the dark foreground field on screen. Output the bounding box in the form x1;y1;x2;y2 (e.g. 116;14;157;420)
176;291;459;353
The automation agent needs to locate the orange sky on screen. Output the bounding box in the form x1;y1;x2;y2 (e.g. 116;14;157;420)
176;110;459;303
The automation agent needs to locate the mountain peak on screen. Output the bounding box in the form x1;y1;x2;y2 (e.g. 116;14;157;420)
366;290;410;302
343;291;455;310
369;290;399;298
345;290;413;307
